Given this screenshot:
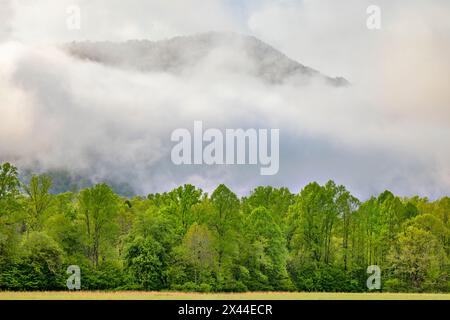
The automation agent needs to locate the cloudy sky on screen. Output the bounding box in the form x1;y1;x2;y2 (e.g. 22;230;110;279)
0;0;449;199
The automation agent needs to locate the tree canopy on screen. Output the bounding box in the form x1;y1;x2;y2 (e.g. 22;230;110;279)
0;162;449;292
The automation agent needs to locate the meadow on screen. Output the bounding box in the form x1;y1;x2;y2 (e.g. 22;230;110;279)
1;291;450;300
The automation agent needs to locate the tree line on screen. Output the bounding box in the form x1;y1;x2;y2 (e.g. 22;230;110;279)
0;162;449;292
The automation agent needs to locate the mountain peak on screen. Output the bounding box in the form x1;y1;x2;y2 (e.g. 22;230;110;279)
65;32;349;87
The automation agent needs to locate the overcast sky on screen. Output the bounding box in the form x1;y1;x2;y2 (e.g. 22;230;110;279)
1;0;449;199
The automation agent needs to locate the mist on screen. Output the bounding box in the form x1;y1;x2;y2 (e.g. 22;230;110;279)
0;0;449;199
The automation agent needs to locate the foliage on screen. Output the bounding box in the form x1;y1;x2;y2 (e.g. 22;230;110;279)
0;163;449;292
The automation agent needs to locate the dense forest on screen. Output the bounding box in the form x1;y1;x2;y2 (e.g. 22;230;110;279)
0;162;449;292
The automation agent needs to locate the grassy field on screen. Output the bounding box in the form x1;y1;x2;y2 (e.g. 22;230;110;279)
1;291;450;300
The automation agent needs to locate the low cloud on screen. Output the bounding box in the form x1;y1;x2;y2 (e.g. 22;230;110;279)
0;1;449;198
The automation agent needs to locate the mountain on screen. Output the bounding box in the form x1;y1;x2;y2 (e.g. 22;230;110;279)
64;32;348;86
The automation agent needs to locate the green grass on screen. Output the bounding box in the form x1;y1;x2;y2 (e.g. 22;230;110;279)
1;291;450;300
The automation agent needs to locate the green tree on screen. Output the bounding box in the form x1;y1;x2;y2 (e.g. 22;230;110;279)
125;236;164;290
23;175;53;231
0;232;64;290
0;163;21;266
166;184;203;234
180;223;216;286
388;226;447;291
0;163;20;202
243;186;293;227
209;184;241;288
78;184;119;267
288;181;346;265
243;207;292;291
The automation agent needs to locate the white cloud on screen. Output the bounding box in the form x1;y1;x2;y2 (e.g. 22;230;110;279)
0;0;449;198
6;0;241;43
